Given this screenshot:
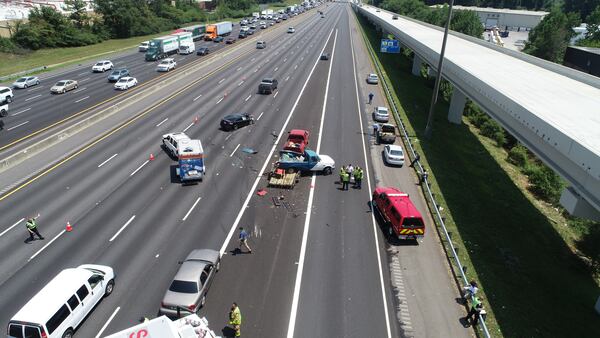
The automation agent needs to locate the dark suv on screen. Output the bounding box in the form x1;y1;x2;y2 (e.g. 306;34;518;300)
258;78;278;95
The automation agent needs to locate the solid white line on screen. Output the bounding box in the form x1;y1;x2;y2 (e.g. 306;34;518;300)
156;117;168;127
98;153;118;168
349;17;393;338
218;78;226;84
0;218;24;238
25;94;41;101
193;94;203;102
286;28;338;338
238;80;244;86
130;160;149;176
229;144;240;157
183;122;194;133
29;229;66;261
182;197;202;221
73;87;87;94
7;121;29;131
257;112;264;121
95;307;120;338
273;91;279;98
109;215;136;242
12;107;31;116
216;97;224;105
245;94;252;102
75;96;89;103
218;26;337;259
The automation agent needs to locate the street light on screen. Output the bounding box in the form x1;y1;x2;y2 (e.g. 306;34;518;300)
424;0;455;139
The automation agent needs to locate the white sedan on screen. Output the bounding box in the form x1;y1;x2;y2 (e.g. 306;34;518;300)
157;58;177;72
383;144;405;166
373;106;389;122
114;77;138;90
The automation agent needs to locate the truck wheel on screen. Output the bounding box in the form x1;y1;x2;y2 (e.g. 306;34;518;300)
0;109;7;117
323;167;332;175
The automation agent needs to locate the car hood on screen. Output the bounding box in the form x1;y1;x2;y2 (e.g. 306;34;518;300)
162;289;200;308
51;85;64;90
108;74;120;79
319;155;335;167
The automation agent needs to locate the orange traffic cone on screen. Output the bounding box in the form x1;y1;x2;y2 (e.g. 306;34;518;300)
66;222;73;232
149;153;155;161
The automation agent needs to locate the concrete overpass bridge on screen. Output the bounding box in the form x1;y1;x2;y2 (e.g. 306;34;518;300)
354;3;600;221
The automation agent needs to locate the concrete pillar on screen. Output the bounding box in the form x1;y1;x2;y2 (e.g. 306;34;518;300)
427;66;437;78
412;55;422;76
448;88;467;125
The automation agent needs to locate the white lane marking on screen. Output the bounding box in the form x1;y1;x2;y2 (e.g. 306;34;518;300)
294;64;298;70
285;76;290;82
238;80;245;86
284;58;287;62
193;94;203;102
98;153;118;168
254;68;258;73
25;94;41;102
229;144;241;157
73;87;87;94
109;215;136;242
257;112;264;121
130;160;149;176
26;86;44;92
218;25;336;265
301;56;304;61
78;72;88;76
274;67;279;72
183;122;194;133
29;229;66;261
156;118;168;127
7;121;29;131
95;307;120;338
218;78;226;84
75;96;89;103
237;67;242;71
251;57;255;61
273;91;279;98
0;218;24;238
80;77;90;82
216;97;224;105
287;28;338;338
349;20;393;338
245;94;252;102
12;107;31;116
182;197;202;221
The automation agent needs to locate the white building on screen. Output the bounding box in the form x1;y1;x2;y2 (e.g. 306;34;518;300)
441;5;549;31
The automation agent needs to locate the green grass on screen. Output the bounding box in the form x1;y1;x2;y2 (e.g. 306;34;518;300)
0;18;241;78
355;12;600;338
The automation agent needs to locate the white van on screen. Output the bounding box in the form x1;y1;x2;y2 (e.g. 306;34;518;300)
7;264;115;338
256;40;266;49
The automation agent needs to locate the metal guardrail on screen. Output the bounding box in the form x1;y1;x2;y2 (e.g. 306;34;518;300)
0;66;47;82
354;5;492;337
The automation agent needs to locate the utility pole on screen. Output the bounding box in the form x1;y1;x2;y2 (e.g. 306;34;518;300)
424;0;455;139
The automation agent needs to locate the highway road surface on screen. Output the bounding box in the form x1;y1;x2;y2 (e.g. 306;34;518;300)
0;3;470;338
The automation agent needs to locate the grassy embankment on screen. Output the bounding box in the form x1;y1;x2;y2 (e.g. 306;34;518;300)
356;11;600;338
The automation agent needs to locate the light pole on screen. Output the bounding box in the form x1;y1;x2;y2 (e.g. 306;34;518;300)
424;0;455;139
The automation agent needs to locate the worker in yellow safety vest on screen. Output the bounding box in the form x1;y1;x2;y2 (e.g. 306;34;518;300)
229;302;242;337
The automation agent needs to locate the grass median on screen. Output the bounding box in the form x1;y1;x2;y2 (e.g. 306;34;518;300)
356;12;600;338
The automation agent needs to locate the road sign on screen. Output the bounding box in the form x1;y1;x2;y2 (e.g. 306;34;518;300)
380;39;400;53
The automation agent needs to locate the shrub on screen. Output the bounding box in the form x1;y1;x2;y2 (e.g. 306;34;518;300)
508;144;529;168
526;163;565;203
0;37;17;53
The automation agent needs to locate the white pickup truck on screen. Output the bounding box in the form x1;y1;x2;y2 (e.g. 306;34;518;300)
104;314;219;338
0;102;7;117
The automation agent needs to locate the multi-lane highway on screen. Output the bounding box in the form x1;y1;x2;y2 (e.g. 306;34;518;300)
0;3;469;338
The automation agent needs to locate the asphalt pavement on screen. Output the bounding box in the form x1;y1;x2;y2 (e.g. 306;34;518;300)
0;3;474;338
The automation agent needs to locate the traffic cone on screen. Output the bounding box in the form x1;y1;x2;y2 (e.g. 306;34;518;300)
66;222;73;232
149;153;155;161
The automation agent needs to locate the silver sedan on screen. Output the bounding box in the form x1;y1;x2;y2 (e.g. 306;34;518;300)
12;76;40;89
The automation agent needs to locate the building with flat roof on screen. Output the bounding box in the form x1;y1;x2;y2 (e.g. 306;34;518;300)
435;5;549;30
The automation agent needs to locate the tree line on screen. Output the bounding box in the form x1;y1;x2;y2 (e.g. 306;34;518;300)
0;0;259;53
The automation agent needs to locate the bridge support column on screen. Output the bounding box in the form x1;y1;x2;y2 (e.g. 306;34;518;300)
412;55;422;76
448;88;467;124
427;66;437;78
560;187;600;222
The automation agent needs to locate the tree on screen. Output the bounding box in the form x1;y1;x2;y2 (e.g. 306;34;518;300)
564;0;600;21
451;9;485;37
584;5;600;41
523;8;578;63
65;0;89;28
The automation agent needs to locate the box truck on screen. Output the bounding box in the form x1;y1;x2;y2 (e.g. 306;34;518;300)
172;31;195;55
145;35;178;61
182;24;206;41
204;21;233;40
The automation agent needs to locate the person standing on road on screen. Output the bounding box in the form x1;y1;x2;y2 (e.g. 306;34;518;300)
409;153;421;167
464;296;484;326
25;214;44;242
238;227;252;254
353;166;363;189
229;302;242;337
339;166;346;185
341;170;350;191
368;92;374;104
